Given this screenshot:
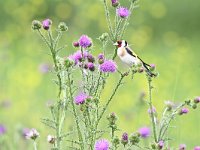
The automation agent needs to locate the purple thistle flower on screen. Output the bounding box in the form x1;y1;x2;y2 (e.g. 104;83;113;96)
98;53;104;60
194;146;200;150
117;7;130;18
111;0;119;7
194;97;200;103
87;62;95;71
26;128;39;140
0;124;6;135
42;19;52;30
158;140;164;149
179;144;186;150
79;35;92;48
74;93;88;105
95;139;109;150
138;127;150;138
99;60;117;73
39;63;51;74
179;107;189;115
71;50;89;64
121;132;128;146
22;128;30;138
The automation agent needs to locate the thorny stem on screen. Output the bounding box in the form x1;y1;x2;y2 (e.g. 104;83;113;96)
160;103;185;140
103;0;114;40
96;73;126;127
147;77;158;142
67;71;84;149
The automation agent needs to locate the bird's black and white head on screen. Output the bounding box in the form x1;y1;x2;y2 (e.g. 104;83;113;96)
113;40;128;48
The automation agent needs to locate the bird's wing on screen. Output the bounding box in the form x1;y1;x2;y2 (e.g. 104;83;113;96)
125;47;137;58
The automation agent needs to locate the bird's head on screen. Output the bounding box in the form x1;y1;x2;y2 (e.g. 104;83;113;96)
113;40;128;48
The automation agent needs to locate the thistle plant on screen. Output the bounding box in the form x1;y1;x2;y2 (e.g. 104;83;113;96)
29;0;200;149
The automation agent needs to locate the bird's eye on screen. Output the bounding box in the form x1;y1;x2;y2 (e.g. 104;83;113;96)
117;41;122;45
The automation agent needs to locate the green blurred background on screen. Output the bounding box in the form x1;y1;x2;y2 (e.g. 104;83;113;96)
0;0;200;149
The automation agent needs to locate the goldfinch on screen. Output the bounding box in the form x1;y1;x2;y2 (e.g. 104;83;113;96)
113;40;155;77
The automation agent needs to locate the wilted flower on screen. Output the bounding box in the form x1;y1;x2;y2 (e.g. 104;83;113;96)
79;35;92;48
138;127;150;138
117;7;130;18
26;128;39;140
179;144;186;150
165;101;174;111
74;93;88;105
42;19;52;30
179;108;189;115
121;132;129;146
111;0;119;7
87;54;95;63
194;146;200;150
99;60;117;73
0;124;6;135
95;139;109;150
47;135;56;144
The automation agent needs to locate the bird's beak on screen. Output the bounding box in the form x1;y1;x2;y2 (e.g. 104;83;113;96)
113;42;118;46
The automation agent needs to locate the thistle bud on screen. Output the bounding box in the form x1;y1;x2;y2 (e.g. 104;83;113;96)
42;19;52;30
111;0;119;7
129;132;140;145
58;22;68;31
99;33;109;42
192;104;197;109
157;141;164;149
107;112;118;125
64;58;73;68
121;132;129;146
194;97;200;104
112;136;120;147
73;41;80;48
32;20;42;30
150;64;156;71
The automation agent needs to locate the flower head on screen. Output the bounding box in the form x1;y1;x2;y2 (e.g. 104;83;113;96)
95;139;109;150
117;7;130;18
74;93;88;105
0;124;6;135
99;60;117;73
42;19;52;30
158;140;164;149
121;132;129;146
111;0;119;7
79;35;92;48
179;144;186;150
194;146;200;150
26;128;39;140
179;107;189;115
22;128;30;138
71;50;89;64
47;135;56;144
87;62;95;71
138;127;150;138
165;101;174;111
194;97;200;103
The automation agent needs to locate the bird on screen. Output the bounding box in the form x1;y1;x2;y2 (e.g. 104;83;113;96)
113;40;155;77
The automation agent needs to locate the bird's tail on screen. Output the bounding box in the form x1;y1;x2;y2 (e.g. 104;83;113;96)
137;56;155;77
142;62;155;77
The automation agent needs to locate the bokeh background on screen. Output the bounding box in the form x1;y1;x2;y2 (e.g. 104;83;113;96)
0;0;200;149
